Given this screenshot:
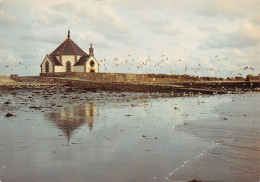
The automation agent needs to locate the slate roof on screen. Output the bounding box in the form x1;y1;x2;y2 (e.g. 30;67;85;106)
50;37;88;56
74;56;89;66
48;56;62;66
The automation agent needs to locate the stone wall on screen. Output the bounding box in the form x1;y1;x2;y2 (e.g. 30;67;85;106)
39;72;149;83
246;74;260;81
39;72;205;83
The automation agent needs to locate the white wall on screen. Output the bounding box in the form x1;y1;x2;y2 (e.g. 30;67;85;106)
61;55;81;65
55;65;66;72
41;56;54;73
85;57;99;73
41;55;99;73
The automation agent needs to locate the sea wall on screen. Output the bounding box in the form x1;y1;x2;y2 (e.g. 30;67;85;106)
17;76;185;93
39;72;206;83
246;74;260;82
40;72;149;83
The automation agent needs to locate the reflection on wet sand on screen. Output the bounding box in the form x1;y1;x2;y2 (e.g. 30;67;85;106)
46;103;98;142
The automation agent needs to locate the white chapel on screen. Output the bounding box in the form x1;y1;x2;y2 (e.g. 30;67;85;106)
40;31;99;73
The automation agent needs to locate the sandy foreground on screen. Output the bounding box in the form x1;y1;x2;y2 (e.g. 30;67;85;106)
0;86;259;182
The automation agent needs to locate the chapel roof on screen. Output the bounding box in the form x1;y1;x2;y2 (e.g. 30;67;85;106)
50;31;88;56
48;55;62;66
74;55;89;66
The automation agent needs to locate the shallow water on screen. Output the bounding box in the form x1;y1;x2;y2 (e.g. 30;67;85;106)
175;93;260;182
0;90;259;182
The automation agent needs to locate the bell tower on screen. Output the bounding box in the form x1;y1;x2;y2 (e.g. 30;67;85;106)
89;43;94;56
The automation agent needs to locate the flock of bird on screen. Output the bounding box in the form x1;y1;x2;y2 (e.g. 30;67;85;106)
3;61;28;71
99;54;256;77
2;54;256;77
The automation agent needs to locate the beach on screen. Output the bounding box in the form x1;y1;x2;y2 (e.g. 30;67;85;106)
0;87;259;182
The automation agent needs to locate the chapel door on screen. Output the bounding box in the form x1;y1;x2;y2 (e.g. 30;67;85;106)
66;61;71;72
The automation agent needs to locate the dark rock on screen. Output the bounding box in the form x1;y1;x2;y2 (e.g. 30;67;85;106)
29;106;42;110
188;180;202;182
4;101;11;104
5;113;15;117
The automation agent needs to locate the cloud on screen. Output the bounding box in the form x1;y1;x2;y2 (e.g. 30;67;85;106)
197;24;219;33
195;1;249;19
0;0;259;76
0;9;17;25
231;49;250;58
0;55;18;70
251;16;260;26
201;23;260;49
76;4;128;40
0;38;4;46
51;1;77;13
133;10;183;36
0;55;15;64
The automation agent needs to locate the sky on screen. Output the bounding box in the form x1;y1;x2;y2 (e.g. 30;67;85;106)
0;0;260;77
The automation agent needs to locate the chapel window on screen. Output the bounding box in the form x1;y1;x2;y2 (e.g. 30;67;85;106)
45;61;49;73
90;60;95;67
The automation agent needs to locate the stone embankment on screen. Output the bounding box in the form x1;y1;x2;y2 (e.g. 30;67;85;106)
13;72;260;94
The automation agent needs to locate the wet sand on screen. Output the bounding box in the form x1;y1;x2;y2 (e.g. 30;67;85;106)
174;94;260;182
0;87;259;182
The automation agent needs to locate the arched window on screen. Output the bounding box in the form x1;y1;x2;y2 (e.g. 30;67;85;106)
90;60;95;67
66;61;71;72
45;61;49;73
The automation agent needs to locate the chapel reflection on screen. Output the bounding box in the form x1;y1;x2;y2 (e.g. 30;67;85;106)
46;103;98;143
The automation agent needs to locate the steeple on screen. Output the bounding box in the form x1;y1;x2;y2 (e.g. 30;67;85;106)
89;43;94;56
67;30;70;38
